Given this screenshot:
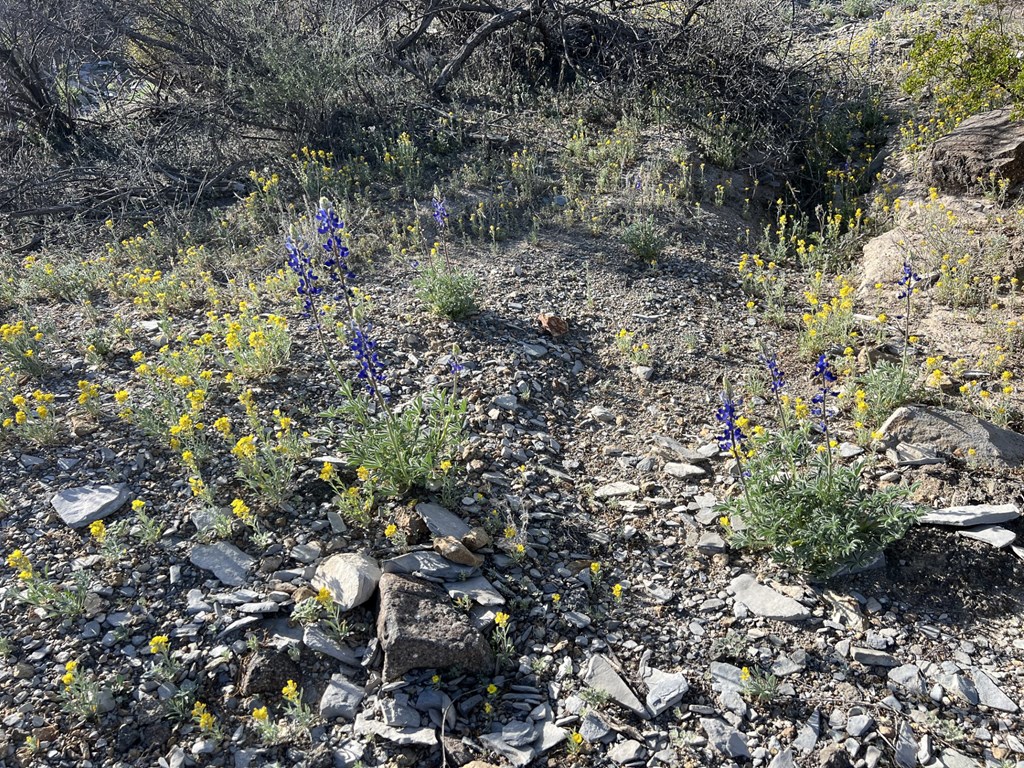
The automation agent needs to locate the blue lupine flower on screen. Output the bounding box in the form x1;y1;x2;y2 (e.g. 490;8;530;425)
432;198;449;230
316;203;343;234
811;354;837;432
449;356;464;374
813;353;836;383
761;354;785;394
716;391;746;454
896;262;920;300
350;323;386;391
286;236;322;317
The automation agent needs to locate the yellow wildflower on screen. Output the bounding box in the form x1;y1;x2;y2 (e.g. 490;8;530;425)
281;679;299;701
89;520;107;543
149;635;170;655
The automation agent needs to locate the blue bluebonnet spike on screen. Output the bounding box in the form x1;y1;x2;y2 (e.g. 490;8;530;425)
432;198;449;230
760;353;785;394
715;390;746;454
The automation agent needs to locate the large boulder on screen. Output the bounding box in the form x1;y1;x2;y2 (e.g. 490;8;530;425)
929;108;1024;193
376;573;493;680
879;405;1024;467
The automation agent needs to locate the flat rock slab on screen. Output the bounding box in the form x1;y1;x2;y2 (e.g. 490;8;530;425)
312;553;381;611
478;732;535;767
319;674;364;720
879;406;1024;467
581;654;648;718
936;748;983;768
376;573;492;680
595;482;639;499
51;484;130;528
701;718;749;759
920;504;1020;527
414;502;472;541
652;435;709;463
957;525;1017;548
445;576;505;606
729;574;810;621
382;551;478;581
970;669;1019;712
354;712;438;747
851;647;898;667
644;668;690;716
664;462;706;479
190;542;255;587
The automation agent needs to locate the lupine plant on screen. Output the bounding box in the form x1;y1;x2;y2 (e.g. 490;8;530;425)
288;199;468;500
716;354;919;578
411;197;479;319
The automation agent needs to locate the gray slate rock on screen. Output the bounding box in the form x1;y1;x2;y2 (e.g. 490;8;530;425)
850;647;898;667
919;503;1020;527
664;462;706;479
847;714;875;737
319;674;364;720
769;749;796;768
581;654;647;718
445;576;505;606
51;484;130;528
595;482;639;499
303;625;361;666
353;712;437;747
729;574;810;621
502;720;536;748
312;553;381;611
879;406;1024;467
894;721;917;768
652;435;709;463
382;551;478;581
970;669;1019;712
608;739;646;764
644;668;689;716
701;718;749;759
957;525;1017;548
793;709;820;753
414;502;473;541
190;542;255;586
936;748;982;768
478;731;535;767
696;532;727;554
709;662;745;694
888;664;926;696
376;573;492;680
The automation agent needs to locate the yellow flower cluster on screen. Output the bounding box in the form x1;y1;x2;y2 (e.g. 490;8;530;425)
6;549;33;580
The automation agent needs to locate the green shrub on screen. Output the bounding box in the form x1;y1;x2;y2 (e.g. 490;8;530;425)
323;381;467;498
721;429;918;578
412;255;478;320
716;358;919;578
621;216;665;262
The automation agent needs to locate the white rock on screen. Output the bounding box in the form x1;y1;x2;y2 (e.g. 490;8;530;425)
312;553;381;611
595;482;639;499
664;462;706;479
